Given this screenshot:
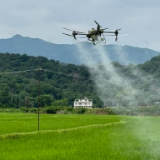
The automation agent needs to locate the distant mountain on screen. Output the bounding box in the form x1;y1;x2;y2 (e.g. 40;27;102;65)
0;34;159;65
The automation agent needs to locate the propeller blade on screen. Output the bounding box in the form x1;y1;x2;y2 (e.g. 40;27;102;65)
63;28;85;34
62;33;73;37
94;20;102;28
101;28;109;30
104;29;122;32
63;28;73;31
94;20;99;25
116;28;122;31
118;34;128;36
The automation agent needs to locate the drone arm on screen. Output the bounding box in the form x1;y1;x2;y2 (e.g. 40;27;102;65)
103;31;115;33
63;33;76;40
77;33;88;35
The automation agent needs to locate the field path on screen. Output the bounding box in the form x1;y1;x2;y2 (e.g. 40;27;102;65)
0;121;126;140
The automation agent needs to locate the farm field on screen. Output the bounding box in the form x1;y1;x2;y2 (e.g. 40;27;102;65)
0;113;160;160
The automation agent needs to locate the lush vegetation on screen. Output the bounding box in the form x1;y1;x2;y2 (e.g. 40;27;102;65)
0;113;160;160
1;52;160;108
1;105;160;116
0;53;102;108
1;52;160;159
0;113;120;135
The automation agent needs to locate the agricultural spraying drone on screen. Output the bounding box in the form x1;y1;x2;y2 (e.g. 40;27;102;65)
63;20;127;45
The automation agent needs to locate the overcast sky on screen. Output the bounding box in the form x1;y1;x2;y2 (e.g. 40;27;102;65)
0;0;160;51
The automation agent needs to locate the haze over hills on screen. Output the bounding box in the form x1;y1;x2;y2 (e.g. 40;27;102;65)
0;34;159;65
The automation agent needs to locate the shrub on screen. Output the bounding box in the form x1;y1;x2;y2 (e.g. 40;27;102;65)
19;107;29;113
0;103;5;108
104;108;116;115
28;108;38;113
46;106;64;114
65;107;74;112
75;108;86;114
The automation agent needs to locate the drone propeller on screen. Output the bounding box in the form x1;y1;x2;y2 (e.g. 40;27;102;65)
105;28;122;41
94;20;102;28
63;28;85;33
63;28;73;31
104;28;122;33
62;33;73;37
94;20;109;32
101;28;108;30
94;20;104;30
116;28;122;31
118;34;128;36
114;29;122;39
63;27;86;40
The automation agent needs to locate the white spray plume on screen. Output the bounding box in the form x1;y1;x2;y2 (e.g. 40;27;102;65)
76;42;160;107
76;43;139;106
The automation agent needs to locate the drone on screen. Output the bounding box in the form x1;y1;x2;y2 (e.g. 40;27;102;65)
63;20;126;45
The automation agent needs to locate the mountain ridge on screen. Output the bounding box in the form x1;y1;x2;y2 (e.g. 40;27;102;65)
0;34;159;65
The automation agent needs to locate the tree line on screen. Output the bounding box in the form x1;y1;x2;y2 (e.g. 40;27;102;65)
0;53;102;108
0;52;160;108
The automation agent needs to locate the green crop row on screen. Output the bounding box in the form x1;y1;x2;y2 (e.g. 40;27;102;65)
0;114;160;159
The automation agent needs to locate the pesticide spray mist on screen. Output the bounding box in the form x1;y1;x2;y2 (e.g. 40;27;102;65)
76;42;160;157
76;42;160;107
76;42;139;107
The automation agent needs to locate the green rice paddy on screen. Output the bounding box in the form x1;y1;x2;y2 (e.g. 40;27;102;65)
0;113;160;160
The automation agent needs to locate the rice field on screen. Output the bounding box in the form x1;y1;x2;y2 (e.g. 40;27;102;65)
0;113;160;160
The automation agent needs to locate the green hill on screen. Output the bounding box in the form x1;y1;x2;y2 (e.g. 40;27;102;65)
0;53;102;108
1;52;160;108
0;34;159;65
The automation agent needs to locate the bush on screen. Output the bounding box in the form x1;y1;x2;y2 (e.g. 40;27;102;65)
51;99;68;106
28;108;38;113
19;107;29;113
46;106;64;114
75;108;86;114
104;108;116;115
0;103;5;108
65;107;74;112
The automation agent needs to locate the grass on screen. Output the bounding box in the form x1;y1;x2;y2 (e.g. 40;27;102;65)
0;113;119;135
0;113;160;159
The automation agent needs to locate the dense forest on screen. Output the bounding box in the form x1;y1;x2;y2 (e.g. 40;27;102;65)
0;52;160;108
0;53;102;108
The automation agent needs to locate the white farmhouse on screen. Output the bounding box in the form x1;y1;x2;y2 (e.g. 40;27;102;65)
74;97;93;109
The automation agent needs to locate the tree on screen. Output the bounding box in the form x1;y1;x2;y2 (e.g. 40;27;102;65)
52;98;68;106
38;94;54;107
